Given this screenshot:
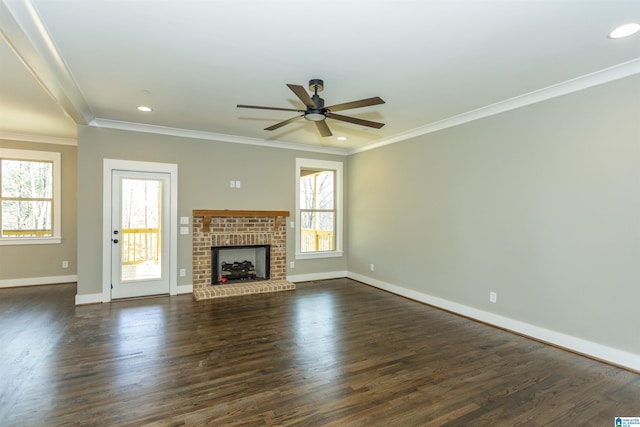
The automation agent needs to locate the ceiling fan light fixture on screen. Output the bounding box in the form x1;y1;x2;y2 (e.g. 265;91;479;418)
608;22;640;39
304;111;326;121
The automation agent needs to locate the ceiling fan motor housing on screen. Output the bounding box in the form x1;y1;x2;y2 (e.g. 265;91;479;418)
311;94;325;109
305;88;326;121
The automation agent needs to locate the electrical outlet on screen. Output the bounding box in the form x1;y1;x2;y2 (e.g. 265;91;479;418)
370;263;375;271
180;268;186;277
62;261;69;268
490;292;497;303
289;261;295;269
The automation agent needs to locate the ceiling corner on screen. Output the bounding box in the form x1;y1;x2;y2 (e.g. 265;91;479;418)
1;0;93;125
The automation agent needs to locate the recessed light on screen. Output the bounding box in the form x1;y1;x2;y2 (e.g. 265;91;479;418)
137;106;152;112
609;23;640;39
337;136;347;141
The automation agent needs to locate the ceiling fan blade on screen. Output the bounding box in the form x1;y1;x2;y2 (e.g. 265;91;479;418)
326;96;385;112
286;84;316;108
264;115;303;131
327;112;385;129
315;120;332;137
237;104;303;113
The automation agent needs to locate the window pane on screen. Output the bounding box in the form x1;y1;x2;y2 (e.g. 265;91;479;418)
316;171;334;209
2;200;52;236
0;149;60;243
120;178;162;281
1;160;52;198
300;174;314;210
300;211;335;253
121;178;161;228
300;170;334;210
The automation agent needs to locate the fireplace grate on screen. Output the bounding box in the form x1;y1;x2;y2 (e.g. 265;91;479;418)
221;260;256;281
211;244;270;285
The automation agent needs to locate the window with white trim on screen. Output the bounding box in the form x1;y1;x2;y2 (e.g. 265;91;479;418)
0;148;61;245
295;158;343;259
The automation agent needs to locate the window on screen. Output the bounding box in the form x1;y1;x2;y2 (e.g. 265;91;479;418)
296;158;343;258
0;148;61;245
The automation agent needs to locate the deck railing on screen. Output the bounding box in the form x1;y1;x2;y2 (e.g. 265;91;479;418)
2;229;52;237
121;227;160;265
301;229;334;252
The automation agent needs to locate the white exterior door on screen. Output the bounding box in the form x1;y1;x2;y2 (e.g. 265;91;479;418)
110;170;170;299
102;159;178;302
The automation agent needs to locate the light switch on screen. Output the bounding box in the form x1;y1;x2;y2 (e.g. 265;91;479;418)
180;226;189;235
180;216;189;225
235;180;241;188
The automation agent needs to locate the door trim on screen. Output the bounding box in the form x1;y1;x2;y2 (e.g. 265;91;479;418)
102;159;178;302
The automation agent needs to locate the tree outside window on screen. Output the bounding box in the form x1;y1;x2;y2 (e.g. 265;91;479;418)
0;149;61;244
1;159;52;236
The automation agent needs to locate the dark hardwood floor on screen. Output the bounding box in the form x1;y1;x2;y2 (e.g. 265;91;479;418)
1;279;638;426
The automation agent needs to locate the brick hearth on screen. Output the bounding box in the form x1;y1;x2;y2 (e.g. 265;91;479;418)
192;210;295;300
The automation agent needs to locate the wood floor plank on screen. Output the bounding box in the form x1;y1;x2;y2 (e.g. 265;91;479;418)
0;279;638;426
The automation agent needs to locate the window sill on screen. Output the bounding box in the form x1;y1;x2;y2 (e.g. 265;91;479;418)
296;251;344;260
0;237;62;246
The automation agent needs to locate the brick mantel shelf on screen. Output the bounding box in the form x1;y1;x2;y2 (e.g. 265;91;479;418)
193;210;290;230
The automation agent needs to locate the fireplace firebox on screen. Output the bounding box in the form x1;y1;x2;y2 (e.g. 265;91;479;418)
211;245;270;285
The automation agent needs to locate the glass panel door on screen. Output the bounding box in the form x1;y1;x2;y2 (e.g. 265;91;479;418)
111;170;170;299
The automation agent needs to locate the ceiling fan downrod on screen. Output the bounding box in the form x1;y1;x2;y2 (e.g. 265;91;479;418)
308;78;324;93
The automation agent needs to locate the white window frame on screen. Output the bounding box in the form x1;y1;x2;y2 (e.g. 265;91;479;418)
0;148;61;245
295;158;343;259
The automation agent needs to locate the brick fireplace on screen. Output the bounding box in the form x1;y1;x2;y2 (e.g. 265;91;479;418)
192;210;296;300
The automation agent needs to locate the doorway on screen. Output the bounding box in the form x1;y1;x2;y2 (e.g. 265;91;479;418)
102;159;178;301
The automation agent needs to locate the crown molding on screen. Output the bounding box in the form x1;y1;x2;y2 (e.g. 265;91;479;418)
0;131;77;146
89;119;350;156
348;58;640;155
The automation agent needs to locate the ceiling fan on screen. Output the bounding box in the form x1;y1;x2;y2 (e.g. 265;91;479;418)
237;79;385;137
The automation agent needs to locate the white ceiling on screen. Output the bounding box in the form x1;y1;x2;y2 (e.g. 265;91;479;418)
1;0;639;153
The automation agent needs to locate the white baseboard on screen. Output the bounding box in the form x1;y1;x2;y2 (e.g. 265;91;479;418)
175;284;193;295
76;284;194;305
0;274;77;288
348;272;640;373
75;292;104;305
287;270;348;283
